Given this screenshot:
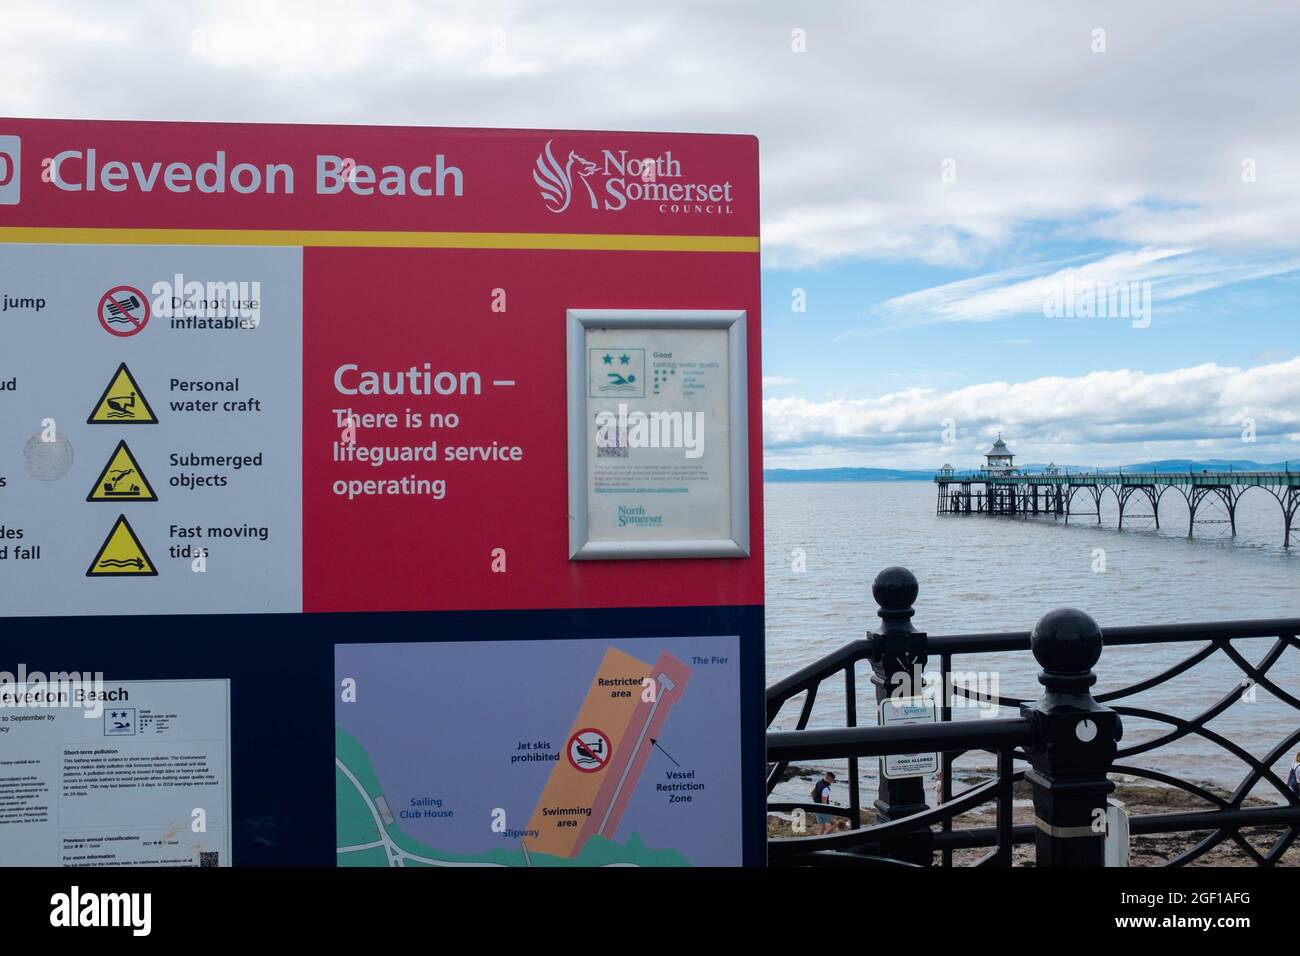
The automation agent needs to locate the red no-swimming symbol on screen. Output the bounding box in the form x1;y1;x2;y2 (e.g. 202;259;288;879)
567;727;611;773
98;285;151;337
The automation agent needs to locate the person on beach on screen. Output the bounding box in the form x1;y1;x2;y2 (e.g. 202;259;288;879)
1288;752;1300;799
810;771;836;834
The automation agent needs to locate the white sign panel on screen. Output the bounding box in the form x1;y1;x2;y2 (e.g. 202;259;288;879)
0;244;303;618
879;696;939;780
0;678;232;866
567;310;749;559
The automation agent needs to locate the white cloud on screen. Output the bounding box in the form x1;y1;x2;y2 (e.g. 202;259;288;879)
762;375;798;388
3;1;1298;268
763;356;1300;468
871;248;1300;327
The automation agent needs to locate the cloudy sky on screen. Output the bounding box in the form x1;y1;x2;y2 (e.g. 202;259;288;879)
5;0;1298;468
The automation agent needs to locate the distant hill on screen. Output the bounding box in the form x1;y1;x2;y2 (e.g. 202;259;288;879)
764;459;1296;482
1117;459;1293;472
764;467;936;482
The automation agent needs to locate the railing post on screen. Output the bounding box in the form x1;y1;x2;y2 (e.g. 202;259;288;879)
867;566;932;866
1021;608;1122;867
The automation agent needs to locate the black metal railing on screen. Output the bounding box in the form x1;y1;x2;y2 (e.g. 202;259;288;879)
766;566;1300;867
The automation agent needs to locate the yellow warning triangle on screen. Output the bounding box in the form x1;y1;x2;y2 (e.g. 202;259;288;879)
87;362;158;425
87;440;158;502
86;514;158;577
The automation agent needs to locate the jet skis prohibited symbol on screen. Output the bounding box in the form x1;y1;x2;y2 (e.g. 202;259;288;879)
567;728;611;773
98;285;151;337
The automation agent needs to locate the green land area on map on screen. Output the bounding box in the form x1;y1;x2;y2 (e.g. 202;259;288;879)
335;727;689;867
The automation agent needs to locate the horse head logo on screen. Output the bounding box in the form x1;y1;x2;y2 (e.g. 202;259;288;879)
533;139;600;213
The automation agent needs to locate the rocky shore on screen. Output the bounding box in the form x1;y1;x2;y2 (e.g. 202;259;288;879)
767;765;1297;866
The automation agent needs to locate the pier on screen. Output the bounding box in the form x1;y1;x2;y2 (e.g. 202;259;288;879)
933;436;1300;546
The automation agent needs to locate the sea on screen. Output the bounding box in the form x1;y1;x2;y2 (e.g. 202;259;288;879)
764;480;1300;806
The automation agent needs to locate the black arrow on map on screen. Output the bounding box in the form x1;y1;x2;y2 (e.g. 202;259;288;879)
649;738;680;767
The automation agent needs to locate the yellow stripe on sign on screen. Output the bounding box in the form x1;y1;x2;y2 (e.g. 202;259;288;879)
0;227;759;253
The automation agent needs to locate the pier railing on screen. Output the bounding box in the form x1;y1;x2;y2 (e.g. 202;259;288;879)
766;567;1300;866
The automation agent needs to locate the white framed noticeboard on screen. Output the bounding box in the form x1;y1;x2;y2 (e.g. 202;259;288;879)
566;309;749;560
879;696;939;780
0;678;232;866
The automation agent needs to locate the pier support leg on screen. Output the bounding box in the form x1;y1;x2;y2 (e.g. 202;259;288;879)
1223;489;1239;536
1282;488;1298;548
1117;486;1158;531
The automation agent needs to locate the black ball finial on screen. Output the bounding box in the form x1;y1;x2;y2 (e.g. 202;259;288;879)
872;566;918;612
1031;608;1103;677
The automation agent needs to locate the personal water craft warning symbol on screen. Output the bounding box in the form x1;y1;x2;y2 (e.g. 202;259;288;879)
87;440;158;502
567;728;611;773
98;285;151;337
87;363;158;424
86;514;157;577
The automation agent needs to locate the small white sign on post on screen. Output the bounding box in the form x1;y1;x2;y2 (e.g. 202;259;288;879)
879;695;939;780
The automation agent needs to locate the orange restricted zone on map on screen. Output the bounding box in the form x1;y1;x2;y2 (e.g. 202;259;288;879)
525;647;692;858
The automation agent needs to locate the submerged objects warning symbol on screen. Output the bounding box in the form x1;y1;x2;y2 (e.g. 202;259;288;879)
86;514;157;577
567;728;611;773
87;363;158;425
87;440;158;502
98;285;150;337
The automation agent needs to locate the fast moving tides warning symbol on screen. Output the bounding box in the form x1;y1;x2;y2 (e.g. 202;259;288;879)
86;514;157;577
87;363;158;424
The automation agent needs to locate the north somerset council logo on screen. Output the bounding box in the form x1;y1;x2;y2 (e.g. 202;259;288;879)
533;139;599;212
532;138;734;217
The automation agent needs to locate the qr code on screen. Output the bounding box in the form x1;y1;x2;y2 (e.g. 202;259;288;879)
199;851;219;867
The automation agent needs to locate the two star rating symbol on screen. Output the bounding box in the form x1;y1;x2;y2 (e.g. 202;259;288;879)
601;353;632;366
